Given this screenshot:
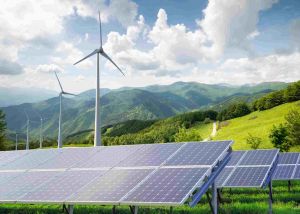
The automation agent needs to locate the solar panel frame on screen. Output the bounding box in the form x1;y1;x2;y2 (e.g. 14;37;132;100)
272;152;300;181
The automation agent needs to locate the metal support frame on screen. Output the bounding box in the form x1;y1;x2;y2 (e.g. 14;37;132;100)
217;189;222;204
212;182;217;214
288;180;292;192
112;205;116;214
129;206;139;214
62;204;73;214
170;206;173;214
206;192;213;213
268;181;273;214
189;150;231;208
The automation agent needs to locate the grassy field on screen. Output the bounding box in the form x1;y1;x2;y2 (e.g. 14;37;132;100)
0;181;299;213
213;101;300;151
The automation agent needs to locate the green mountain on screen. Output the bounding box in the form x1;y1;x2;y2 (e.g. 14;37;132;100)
1;81;289;140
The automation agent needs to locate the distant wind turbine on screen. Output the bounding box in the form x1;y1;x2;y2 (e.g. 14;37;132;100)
35;111;44;149
74;11;125;147
24;111;30;150
15;131;18;150
54;71;76;148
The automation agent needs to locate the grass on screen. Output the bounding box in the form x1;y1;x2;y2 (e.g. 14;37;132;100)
186;122;213;140
0;181;299;213
213;101;300;151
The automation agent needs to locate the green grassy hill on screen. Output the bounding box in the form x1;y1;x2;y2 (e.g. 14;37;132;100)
213;101;300;151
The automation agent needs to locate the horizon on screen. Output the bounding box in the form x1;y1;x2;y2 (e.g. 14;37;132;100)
0;0;299;93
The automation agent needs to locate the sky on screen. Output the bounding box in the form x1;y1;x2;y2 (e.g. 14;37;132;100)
0;0;300;93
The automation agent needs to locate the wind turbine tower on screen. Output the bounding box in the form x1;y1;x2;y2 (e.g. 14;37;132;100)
24;112;30;150
54;71;76;148
74;11;125;147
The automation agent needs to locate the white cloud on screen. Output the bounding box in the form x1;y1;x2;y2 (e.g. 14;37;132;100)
34;64;64;74
0;59;23;75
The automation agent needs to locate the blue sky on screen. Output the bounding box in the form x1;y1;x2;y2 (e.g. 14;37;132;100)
0;0;299;93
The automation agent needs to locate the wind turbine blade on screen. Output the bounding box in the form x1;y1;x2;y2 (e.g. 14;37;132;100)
54;71;64;92
62;92;77;96
74;49;98;65
24;111;29;120
100;51;125;76
98;10;103;48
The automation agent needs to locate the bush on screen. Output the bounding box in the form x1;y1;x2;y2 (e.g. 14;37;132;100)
269;124;291;152
217;102;251;121
246;133;262;149
174;126;202;142
285;109;300;146
203;118;212;124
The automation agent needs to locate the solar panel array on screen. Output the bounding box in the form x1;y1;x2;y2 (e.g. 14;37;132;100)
273;153;300;180
0;141;232;206
217;149;279;188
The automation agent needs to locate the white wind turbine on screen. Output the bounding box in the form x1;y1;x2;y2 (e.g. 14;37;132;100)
54;71;76;148
35;111;44;149
24;111;30;150
74;11;125;147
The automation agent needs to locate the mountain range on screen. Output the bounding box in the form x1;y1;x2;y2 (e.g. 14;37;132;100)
1;81;288;140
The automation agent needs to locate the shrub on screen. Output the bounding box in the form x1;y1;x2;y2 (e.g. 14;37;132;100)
285;109;300;146
246;133;262;150
174;127;202;142
269;124;291;152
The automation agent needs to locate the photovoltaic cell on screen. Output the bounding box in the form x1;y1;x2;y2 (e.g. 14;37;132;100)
36;148;97;169
20;170;106;202
224;167;269;187
239;150;278;166
0;149;60;170
0;171;23;185
165;141;231;166
215;167;233;187
118;143;183;167
123;167;209;204
74;145;143;168
278;153;299;165
294;165;300;179
227;151;246;166
70;169;153;203
0;171;60;201
0;150;30;167
273;165;295;180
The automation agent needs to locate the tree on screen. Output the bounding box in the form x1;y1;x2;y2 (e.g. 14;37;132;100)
269;124;291;152
174;126;202;142
285;109;300;146
246;133;262;150
0;110;6;150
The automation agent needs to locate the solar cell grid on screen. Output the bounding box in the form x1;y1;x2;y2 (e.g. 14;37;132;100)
36;148;97;169
0;171;23;185
0;150;30;168
123;167;209;205
227;151;246;166
273;165;295;180
0;149;60;170
20;170;106;202
215;167;233;187
74;145;142;168
278;153;299;165
165;141;231;166
239;150;278;166
118;143;183;167
69;169;153;203
294;165;300;179
0;171;60;201
224;167;269;187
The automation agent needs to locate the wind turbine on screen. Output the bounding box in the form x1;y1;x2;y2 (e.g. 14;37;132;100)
54;71;76;149
15;131;18;150
74;11;125;147
24;111;30;150
35;111;44;149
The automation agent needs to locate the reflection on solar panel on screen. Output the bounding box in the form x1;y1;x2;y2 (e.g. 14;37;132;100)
0;141;232;207
273;153;300;180
217;149;279;188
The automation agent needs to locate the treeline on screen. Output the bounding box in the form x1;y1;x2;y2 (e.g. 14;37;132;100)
218;81;300;121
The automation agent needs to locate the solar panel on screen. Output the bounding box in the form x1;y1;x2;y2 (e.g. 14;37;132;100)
165;141;232;166
0;171;23;185
273;165;295;180
118;143;183;167
74;145;143;168
272;152;300;180
294;165;300;179
20;170;106;203
0;171;60;201
69;169;153;204
122;167;209;205
218;149;279;188
0;149;60;170
278;153;299;164
0;150;30;168
224;167;269;187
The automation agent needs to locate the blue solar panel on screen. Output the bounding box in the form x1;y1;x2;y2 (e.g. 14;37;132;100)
0;171;60;201
224;167;269;187
227;151;246;166
69;169;153;203
118;143;183;167
122;167;209;205
278;153;299;165
0;150;30;168
273;165;296;180
239;150;278;166
165;141;231;166
294;165;300;179
216;167;233;187
0;172;23;185
20;170;106;202
0;149;60;170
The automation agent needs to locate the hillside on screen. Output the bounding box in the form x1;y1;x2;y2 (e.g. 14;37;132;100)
1;81;288;140
213;101;300;151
